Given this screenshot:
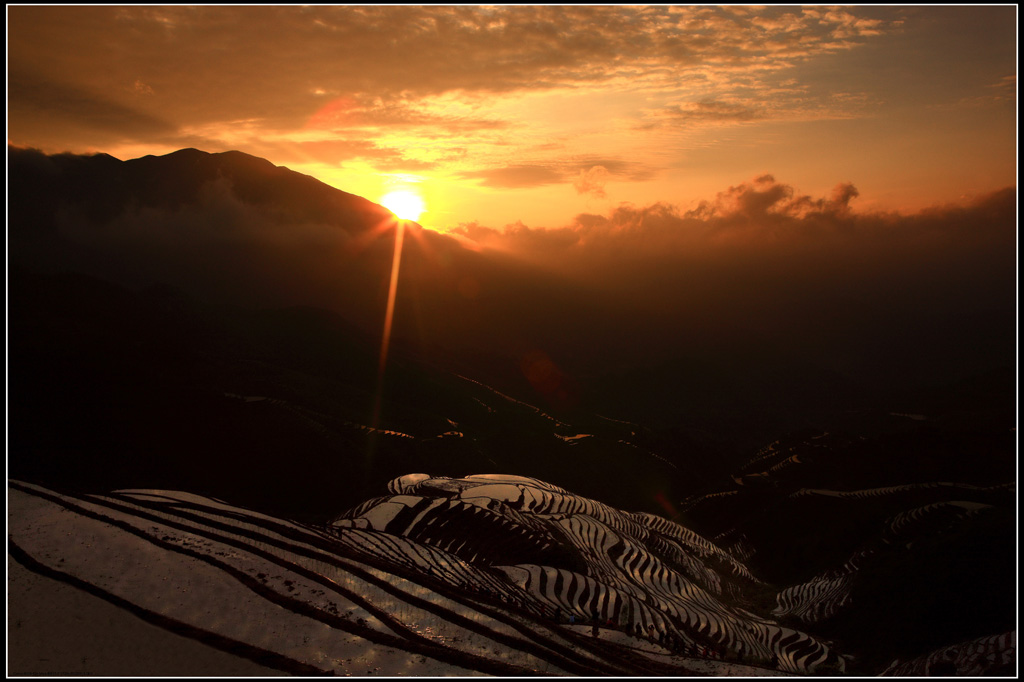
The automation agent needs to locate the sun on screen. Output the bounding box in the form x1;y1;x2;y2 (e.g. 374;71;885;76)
380;190;425;221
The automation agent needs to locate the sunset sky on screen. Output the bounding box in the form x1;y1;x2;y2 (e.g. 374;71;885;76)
7;5;1017;233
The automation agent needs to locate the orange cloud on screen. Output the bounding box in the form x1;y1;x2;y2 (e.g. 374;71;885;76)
8;5;900;147
461;158;656;192
461;165;565;189
573;166;610;198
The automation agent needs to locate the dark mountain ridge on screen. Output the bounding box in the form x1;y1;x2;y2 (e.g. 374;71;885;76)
8;145;390;230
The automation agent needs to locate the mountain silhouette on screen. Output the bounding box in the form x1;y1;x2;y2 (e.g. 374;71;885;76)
8;146;391;232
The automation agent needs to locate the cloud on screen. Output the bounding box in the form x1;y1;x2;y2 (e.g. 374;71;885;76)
684;174;861;222
450;178;1015;386
653;100;767;126
674;100;766;122
461;158;657;191
8;5;898;147
451;176;1015;313
7;68;176;140
943;75;1018;110
573;166;610;198
461;165;566;189
305;95;508;133
636;88;878;132
569;157;658;182
287;139;443;172
130;79;155;96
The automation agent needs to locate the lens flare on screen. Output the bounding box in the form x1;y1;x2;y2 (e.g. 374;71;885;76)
369;219;406;437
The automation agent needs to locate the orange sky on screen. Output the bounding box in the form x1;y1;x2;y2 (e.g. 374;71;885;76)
7;5;1017;233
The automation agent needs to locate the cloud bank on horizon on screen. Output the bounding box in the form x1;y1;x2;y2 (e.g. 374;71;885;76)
6;5;1017;230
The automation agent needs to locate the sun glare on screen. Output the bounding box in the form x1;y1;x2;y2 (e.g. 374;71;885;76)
380;190;425;221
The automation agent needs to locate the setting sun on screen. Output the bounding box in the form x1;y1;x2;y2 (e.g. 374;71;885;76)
380;190;425;221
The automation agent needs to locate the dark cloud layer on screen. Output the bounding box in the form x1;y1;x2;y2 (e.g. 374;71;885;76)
450;177;1016;387
7;68;177;145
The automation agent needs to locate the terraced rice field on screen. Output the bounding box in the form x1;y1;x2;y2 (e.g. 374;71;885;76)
9;475;849;675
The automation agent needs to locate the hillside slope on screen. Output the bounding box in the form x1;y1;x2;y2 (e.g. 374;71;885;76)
10;476;842;676
10;474;1014;676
